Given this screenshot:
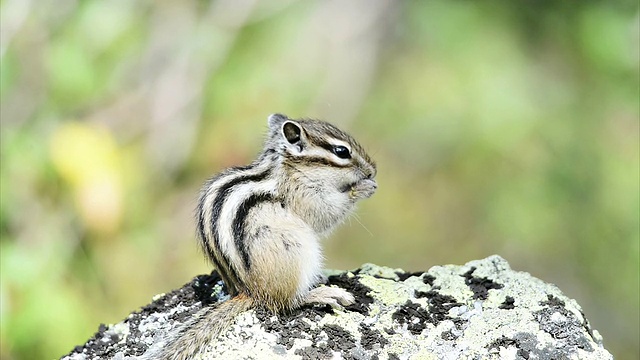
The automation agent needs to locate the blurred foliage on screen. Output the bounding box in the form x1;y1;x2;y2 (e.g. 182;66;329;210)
0;1;638;359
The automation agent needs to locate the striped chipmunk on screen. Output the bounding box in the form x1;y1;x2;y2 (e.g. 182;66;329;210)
145;114;377;360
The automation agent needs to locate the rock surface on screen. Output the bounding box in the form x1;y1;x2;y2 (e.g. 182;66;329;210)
62;255;613;360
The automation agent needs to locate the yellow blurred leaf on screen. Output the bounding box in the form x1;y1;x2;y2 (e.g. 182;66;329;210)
49;122;123;234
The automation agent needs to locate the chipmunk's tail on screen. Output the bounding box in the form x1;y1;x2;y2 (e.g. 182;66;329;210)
143;294;254;360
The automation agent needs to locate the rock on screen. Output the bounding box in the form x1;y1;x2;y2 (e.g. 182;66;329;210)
62;255;613;360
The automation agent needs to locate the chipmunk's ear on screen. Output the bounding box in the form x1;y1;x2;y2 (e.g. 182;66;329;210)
282;120;301;143
268;114;305;153
267;113;288;130
281;120;304;153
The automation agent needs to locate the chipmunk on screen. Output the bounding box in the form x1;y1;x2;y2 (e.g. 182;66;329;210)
144;114;377;360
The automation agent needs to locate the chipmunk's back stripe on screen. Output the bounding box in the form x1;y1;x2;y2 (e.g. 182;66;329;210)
197;177;242;295
209;166;272;282
232;192;275;271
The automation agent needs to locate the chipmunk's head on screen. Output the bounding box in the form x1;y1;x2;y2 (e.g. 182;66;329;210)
266;113;377;203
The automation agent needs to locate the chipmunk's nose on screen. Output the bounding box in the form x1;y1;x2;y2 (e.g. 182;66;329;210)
366;170;377;180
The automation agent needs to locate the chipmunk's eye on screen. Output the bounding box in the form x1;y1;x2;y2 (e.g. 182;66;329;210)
332;145;351;159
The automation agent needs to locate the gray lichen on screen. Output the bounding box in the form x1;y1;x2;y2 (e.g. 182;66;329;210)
62;255;613;360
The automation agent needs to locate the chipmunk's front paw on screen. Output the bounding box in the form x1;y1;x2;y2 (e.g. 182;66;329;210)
350;179;377;200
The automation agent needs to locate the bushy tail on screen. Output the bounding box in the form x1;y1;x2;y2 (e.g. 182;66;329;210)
144;295;254;360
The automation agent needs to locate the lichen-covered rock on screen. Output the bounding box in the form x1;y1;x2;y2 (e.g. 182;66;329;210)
62;256;613;360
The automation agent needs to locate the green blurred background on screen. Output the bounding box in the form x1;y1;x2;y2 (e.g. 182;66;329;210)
1;0;638;359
